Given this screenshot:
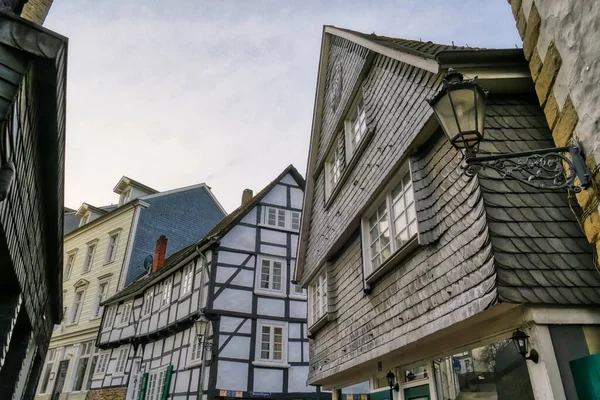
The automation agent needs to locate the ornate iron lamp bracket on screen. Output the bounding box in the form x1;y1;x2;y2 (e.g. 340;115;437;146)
463;143;592;192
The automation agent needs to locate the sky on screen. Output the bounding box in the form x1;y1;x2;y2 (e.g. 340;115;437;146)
45;0;522;213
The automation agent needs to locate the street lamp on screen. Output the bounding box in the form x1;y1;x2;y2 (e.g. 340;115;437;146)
194;318;213;351
511;329;539;363
428;68;592;192
385;370;399;392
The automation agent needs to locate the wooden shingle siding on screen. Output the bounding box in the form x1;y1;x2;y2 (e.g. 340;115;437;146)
316;36;369;166
305;51;442;280
308;129;497;383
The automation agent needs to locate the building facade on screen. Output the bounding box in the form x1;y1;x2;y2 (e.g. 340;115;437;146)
294;26;600;400
0;9;67;400
36;178;226;400
92;166;324;400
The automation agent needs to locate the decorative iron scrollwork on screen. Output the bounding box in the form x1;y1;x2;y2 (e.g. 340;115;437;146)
463;143;591;192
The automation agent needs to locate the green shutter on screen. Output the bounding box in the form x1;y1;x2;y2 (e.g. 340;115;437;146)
161;365;174;400
138;373;149;400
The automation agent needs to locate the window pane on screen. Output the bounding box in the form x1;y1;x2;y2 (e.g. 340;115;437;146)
272;262;282;290
277;209;286;227
267;208;276;225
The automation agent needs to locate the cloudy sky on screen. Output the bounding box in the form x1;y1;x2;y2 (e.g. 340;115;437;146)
45;0;522;213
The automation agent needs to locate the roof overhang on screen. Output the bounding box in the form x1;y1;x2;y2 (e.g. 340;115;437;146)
113;176;158;195
76;202;108;217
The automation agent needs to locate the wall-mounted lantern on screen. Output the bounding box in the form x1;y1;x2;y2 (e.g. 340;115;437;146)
428;68;591;192
511;328;539;363
386;370;400;392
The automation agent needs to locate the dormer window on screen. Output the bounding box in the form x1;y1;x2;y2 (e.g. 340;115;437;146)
79;213;89;227
119;189;131;206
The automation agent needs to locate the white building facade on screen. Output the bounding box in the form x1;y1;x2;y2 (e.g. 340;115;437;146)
93;166;328;400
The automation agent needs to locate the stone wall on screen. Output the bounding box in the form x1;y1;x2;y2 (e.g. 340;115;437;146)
508;0;600;267
85;387;127;400
20;0;53;25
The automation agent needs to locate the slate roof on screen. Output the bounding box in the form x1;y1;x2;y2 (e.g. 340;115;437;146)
334;27;481;60
103;165;305;305
477;95;600;304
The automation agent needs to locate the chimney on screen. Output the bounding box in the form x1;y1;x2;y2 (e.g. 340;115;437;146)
152;235;168;273
241;189;253;205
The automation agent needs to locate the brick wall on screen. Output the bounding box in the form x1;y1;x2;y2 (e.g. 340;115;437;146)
508;0;600;268
86;387;127;400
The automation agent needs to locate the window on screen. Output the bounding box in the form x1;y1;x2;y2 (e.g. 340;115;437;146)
115;348;128;374
263;207;301;231
79;213;89;227
181;264;194;296
127;361;143;400
147;366;169;400
257;322;287;363
258;257;284;293
345;93;367;155
119;301;132;326
103;306;116;330
362;169;417;277
65;251;77;280
40;348;56;393
73;342;93;391
310;272;328;324
293;284;305;294
92;282;108;319
120;189;131;205
70;290;85;324
83;243;96;272
325;137;343;198
86;347;100;390
161;278;172;308
187;334;204;366
143;290;153;316
105;232;119;263
94;351;110;374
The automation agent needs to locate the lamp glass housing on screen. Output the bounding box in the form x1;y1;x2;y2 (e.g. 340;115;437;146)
429;71;487;153
511;329;529;356
195;319;209;336
385;371;395;389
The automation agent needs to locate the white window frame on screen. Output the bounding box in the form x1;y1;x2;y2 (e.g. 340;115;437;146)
91;281;109;319
186;333;205;367
126;360;142;400
71;342;94;392
161;278;172;309
39;348;57;394
79;213;90;227
254;320;288;367
289;283;307;300
118;301;132;327
142;289;154;316
254;256;286;297
105;231;120;264
120;189;131;206
262;207;301;232
343;90;368;156
324;135;344;199
65;250;77;281
69;289;86;325
94;351;110;375
146;366;169;400
114;347;129;375
181;264;194;297
103;306;117;330
309;271;328;327
83;242;97;273
360;164;418;279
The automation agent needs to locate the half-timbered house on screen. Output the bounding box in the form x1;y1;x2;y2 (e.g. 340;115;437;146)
294;26;600;400
92;166;325;400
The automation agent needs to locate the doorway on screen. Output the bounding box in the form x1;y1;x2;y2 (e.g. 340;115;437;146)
51;359;69;400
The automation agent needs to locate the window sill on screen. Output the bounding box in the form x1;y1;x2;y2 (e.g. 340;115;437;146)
289;294;307;301
254;289;287;299
252;361;290;368
324;127;375;210
103;260;115;266
308;313;334;338
179;291;192;301
364;236;420;291
89;316;102;321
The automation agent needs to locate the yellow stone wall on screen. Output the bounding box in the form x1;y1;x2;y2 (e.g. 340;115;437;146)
509;0;600;269
20;0;54;25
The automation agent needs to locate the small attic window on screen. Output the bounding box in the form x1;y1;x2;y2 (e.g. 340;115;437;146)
119;189;131;206
79;213;90;227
